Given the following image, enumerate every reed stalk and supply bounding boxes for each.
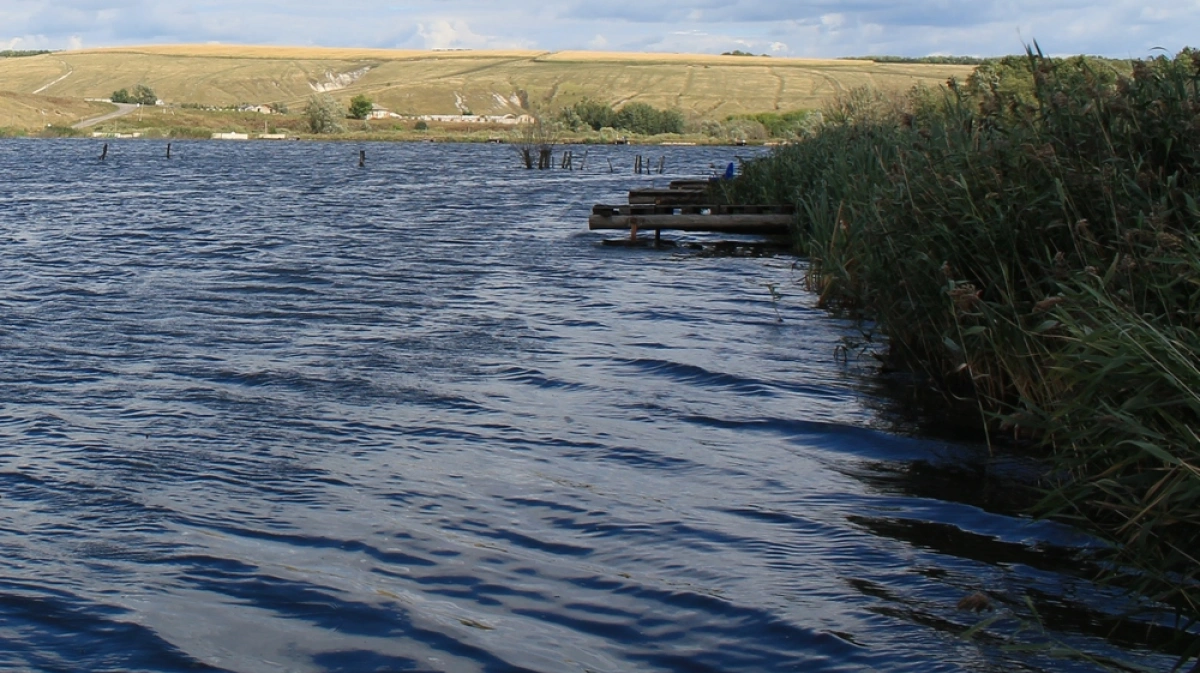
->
[727,47,1200,661]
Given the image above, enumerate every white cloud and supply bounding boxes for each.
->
[820,13,845,30]
[416,18,533,50]
[0,1,1196,58]
[417,19,467,50]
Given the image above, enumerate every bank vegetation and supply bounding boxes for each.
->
[726,48,1200,661]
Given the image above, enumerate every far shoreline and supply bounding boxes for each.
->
[2,130,781,148]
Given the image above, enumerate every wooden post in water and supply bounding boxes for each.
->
[99,143,108,161]
[607,158,614,173]
[359,149,366,167]
[634,155,641,174]
[166,143,171,159]
[579,150,588,171]
[658,156,666,174]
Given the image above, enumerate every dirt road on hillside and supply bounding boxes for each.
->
[72,103,139,129]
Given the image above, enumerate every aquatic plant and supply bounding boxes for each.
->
[725,46,1200,659]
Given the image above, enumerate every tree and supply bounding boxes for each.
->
[112,85,157,105]
[132,84,157,105]
[560,99,683,135]
[304,94,345,134]
[565,99,617,131]
[348,94,373,120]
[614,102,684,135]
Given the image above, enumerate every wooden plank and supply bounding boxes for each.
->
[628,188,708,205]
[589,213,793,234]
[593,204,795,216]
[669,179,715,190]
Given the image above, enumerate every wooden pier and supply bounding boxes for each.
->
[589,180,795,240]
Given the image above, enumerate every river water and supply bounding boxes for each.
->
[0,139,1176,672]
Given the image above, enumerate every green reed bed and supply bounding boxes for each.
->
[727,49,1200,657]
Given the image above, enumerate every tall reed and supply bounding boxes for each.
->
[727,48,1200,654]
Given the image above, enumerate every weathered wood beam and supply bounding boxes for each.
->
[588,213,793,235]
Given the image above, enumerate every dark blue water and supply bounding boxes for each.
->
[0,139,1176,672]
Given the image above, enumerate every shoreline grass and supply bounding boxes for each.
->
[724,47,1200,663]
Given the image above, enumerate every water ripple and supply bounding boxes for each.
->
[0,139,1173,672]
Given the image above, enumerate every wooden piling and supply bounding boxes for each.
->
[359,149,366,167]
[166,143,171,159]
[658,156,666,174]
[99,143,108,161]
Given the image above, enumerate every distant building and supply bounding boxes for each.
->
[411,113,533,126]
[367,104,395,120]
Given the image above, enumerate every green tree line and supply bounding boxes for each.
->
[842,54,999,65]
[558,100,685,136]
[0,50,51,58]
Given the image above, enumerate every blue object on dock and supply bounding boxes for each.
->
[723,162,735,180]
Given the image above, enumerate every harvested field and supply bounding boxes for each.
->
[0,45,976,120]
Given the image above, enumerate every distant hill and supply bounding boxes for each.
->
[0,45,977,122]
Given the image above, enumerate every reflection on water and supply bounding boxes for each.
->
[0,139,1179,672]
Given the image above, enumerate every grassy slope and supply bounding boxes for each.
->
[0,45,975,123]
[0,90,113,131]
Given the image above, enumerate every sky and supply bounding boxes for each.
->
[2,1,1198,59]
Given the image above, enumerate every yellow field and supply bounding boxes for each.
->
[536,51,871,66]
[71,45,549,61]
[0,45,976,124]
